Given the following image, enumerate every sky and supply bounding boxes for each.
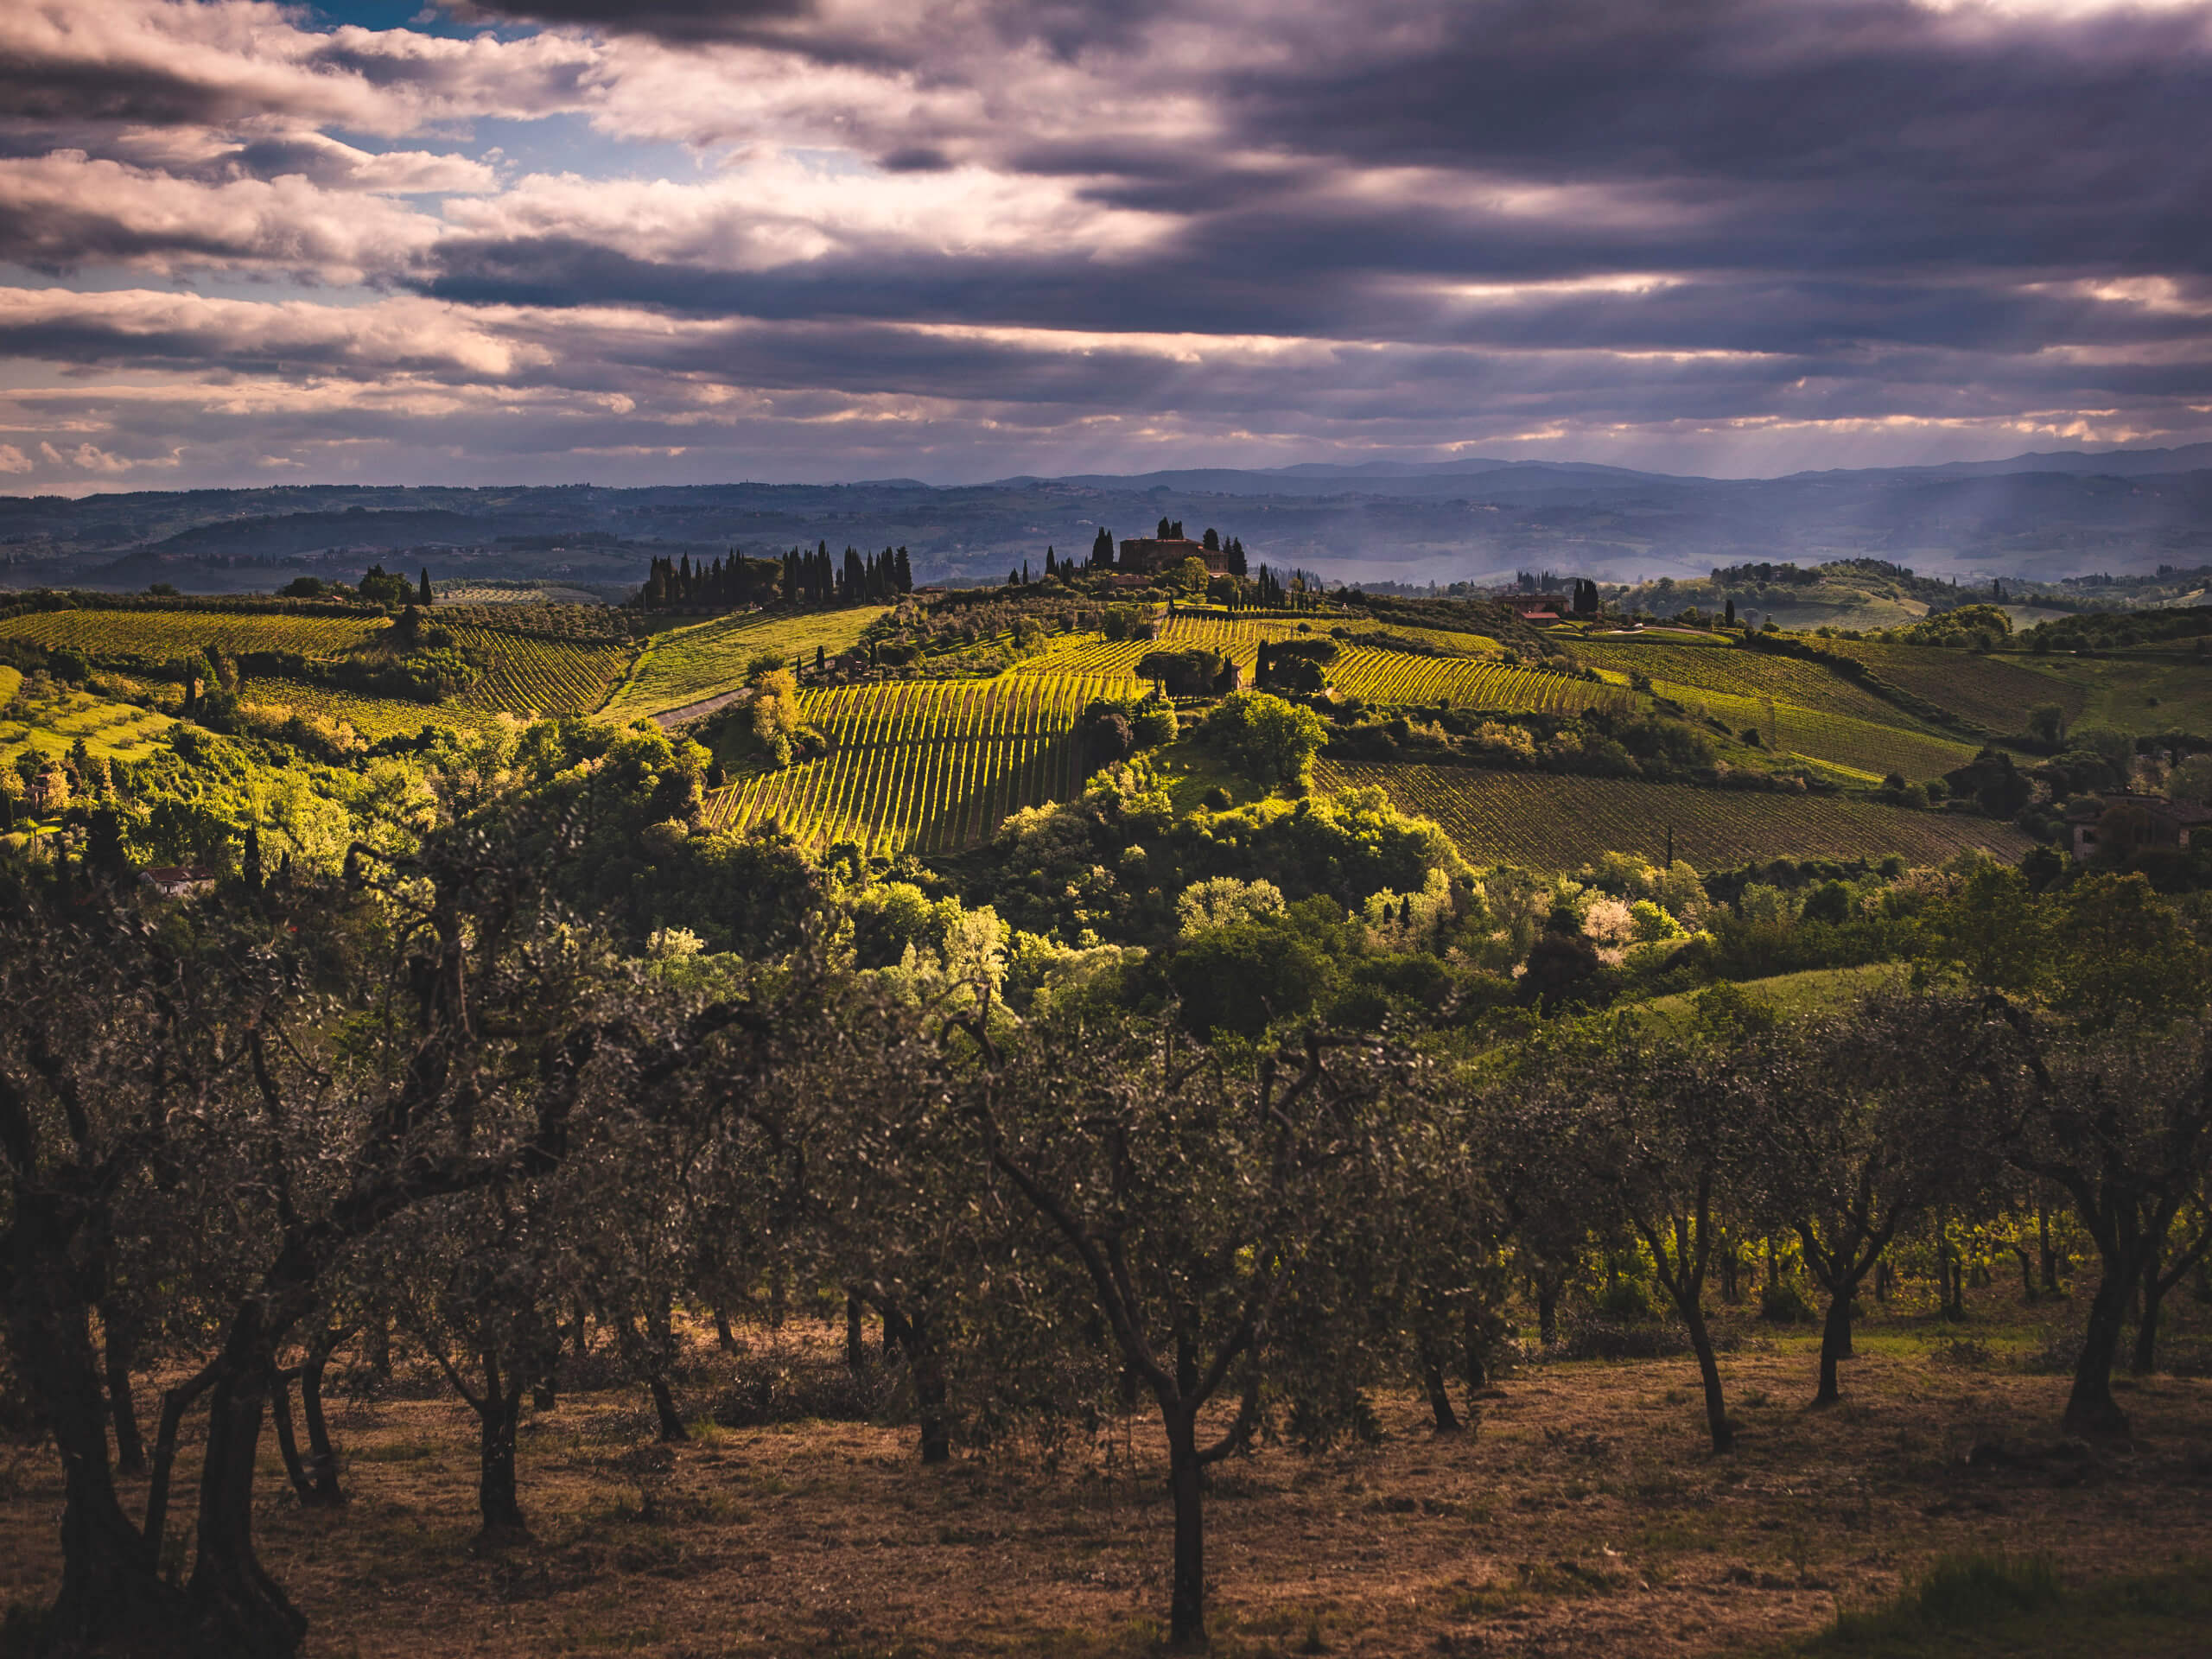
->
[2,0,2210,493]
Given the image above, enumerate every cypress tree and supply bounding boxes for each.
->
[1091,526,1114,568]
[242,824,263,895]
[417,568,434,606]
[1045,546,1058,576]
[896,546,913,592]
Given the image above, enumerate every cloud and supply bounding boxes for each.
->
[0,151,443,281]
[0,442,29,473]
[3,0,2212,484]
[0,0,598,133]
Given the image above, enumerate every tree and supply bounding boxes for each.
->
[1529,990,1776,1452]
[359,564,411,609]
[417,569,434,606]
[1973,1002,2212,1433]
[1200,691,1327,790]
[957,1014,1424,1646]
[1751,995,1991,1404]
[385,1185,569,1541]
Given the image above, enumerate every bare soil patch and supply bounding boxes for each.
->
[5,1283,2209,1657]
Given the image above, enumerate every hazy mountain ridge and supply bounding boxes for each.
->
[5,448,2212,594]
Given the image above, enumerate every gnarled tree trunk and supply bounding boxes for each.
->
[185,1328,308,1659]
[103,1313,148,1478]
[6,1230,179,1654]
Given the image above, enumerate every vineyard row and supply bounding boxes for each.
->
[702,672,1124,855]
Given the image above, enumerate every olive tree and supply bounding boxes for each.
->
[1748,995,1995,1405]
[956,1009,1429,1647]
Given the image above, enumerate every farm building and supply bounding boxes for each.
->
[1503,594,1573,620]
[2066,793,2212,861]
[141,865,218,899]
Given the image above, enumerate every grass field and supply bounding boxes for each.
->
[1572,639,1910,728]
[1318,761,2035,870]
[237,677,486,743]
[0,608,386,663]
[1,1276,2201,1659]
[1821,642,2084,734]
[703,671,1114,854]
[0,684,174,765]
[2012,652,2212,736]
[602,607,887,721]
[1645,682,1981,781]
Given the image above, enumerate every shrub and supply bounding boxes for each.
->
[709,1351,900,1427]
[1759,1280,1817,1323]
[1595,1279,1658,1323]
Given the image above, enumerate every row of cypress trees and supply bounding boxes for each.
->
[638,550,782,609]
[783,543,913,606]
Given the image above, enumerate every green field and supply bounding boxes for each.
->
[601,607,887,721]
[237,677,481,743]
[2012,652,2212,735]
[1317,760,2034,871]
[0,684,175,765]
[703,671,1114,855]
[1813,640,2083,734]
[0,608,386,663]
[1643,680,1980,781]
[1573,637,1910,727]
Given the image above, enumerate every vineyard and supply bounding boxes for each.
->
[1327,648,1624,713]
[0,608,387,663]
[1316,761,2035,871]
[443,626,634,718]
[1018,620,1618,715]
[702,671,1116,855]
[601,607,888,722]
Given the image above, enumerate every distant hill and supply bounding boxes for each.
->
[6,445,2212,595]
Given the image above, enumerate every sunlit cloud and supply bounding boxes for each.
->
[0,0,2207,485]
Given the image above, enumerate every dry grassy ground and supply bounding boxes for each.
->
[4,1282,2209,1658]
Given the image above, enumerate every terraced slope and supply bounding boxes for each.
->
[0,608,385,663]
[1318,761,2033,871]
[602,607,887,721]
[702,671,1116,855]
